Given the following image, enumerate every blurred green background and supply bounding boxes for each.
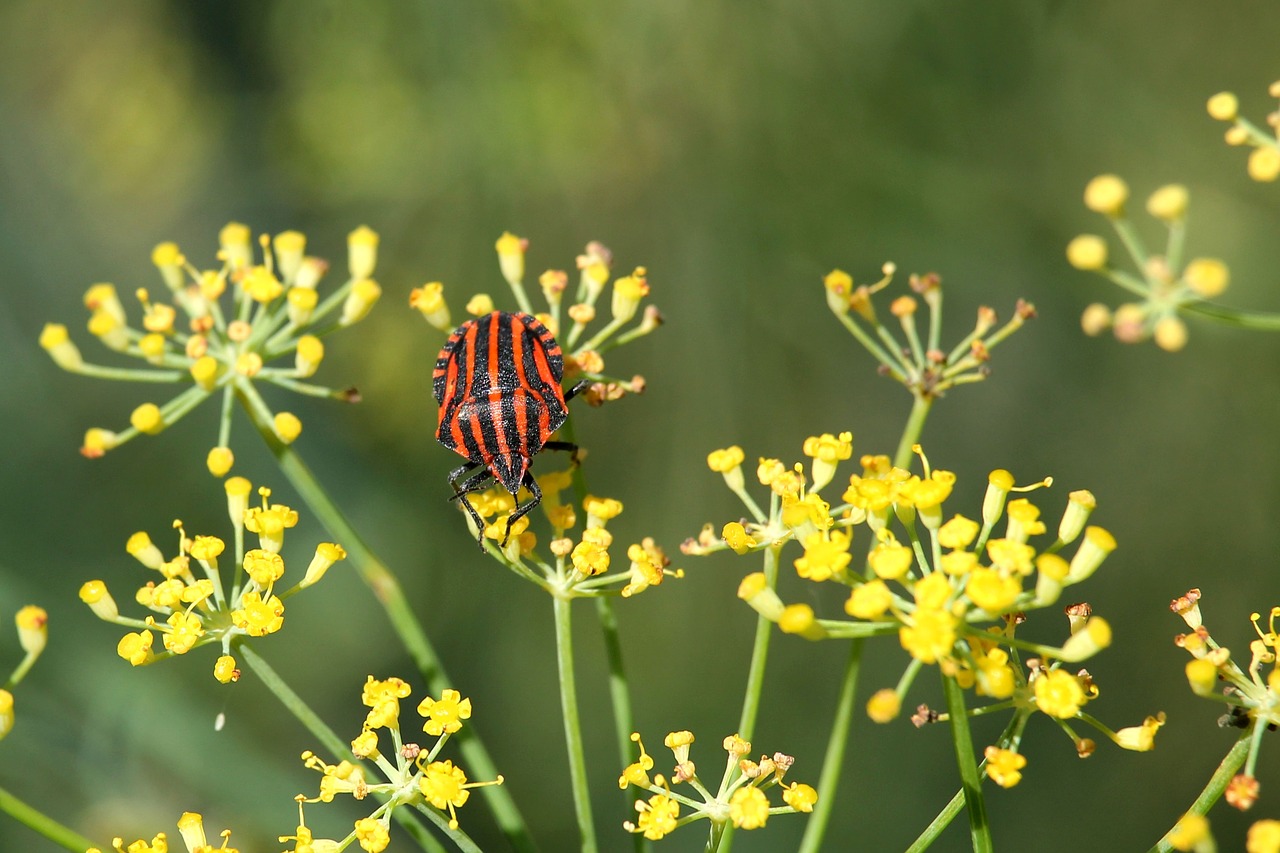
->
[2,1,1279,850]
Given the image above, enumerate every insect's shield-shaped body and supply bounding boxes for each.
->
[433,311,576,543]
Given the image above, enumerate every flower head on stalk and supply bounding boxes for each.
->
[456,481,682,600]
[414,235,674,592]
[40,224,379,474]
[619,730,818,841]
[1067,176,1235,352]
[686,439,1160,777]
[822,264,1034,399]
[79,478,345,682]
[0,605,49,742]
[411,234,659,410]
[1206,82,1280,183]
[295,677,501,847]
[1171,590,1279,810]
[87,812,242,853]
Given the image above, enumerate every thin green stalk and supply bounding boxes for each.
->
[894,394,933,470]
[1148,730,1252,853]
[796,638,864,853]
[238,390,536,852]
[718,544,781,853]
[910,709,1028,851]
[941,672,992,853]
[0,785,97,853]
[595,596,650,853]
[737,544,780,741]
[1183,300,1280,330]
[906,789,966,853]
[559,415,644,853]
[240,644,349,757]
[554,594,599,853]
[240,646,452,853]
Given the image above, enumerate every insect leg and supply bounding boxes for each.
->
[564,379,591,402]
[447,467,495,501]
[503,472,543,546]
[447,461,491,545]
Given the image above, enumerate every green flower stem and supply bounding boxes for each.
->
[906,788,965,853]
[0,785,96,853]
[1111,216,1150,270]
[1165,219,1187,273]
[240,645,452,853]
[796,638,865,853]
[4,651,39,691]
[894,394,933,470]
[238,388,536,853]
[239,644,348,757]
[554,593,599,853]
[594,596,649,853]
[941,671,992,853]
[795,373,939,852]
[558,414,643,843]
[834,312,906,380]
[64,362,184,383]
[737,544,780,741]
[506,280,536,316]
[717,544,782,853]
[1148,730,1253,853]
[1182,300,1280,330]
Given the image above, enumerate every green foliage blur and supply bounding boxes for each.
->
[2,1,1279,850]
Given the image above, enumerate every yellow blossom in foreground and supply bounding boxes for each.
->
[984,747,1026,788]
[729,786,770,830]
[794,530,852,581]
[418,689,473,736]
[420,760,474,830]
[1034,669,1086,718]
[723,522,758,555]
[845,580,892,620]
[1113,712,1165,752]
[354,817,389,853]
[632,794,680,840]
[782,782,818,813]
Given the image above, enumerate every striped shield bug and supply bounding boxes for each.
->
[433,310,586,545]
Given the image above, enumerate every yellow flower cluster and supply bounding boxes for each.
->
[460,478,681,599]
[79,479,344,682]
[822,264,1035,399]
[40,224,378,473]
[689,437,1162,772]
[0,605,49,743]
[1206,83,1280,182]
[88,812,241,853]
[410,233,660,406]
[294,677,501,850]
[1069,175,1231,352]
[1172,590,1279,811]
[619,730,818,841]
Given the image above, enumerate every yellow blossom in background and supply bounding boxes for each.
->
[1249,819,1280,853]
[41,224,377,465]
[1167,813,1211,852]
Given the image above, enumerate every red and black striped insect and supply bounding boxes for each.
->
[433,310,586,544]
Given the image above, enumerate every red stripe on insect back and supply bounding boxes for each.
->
[509,320,532,449]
